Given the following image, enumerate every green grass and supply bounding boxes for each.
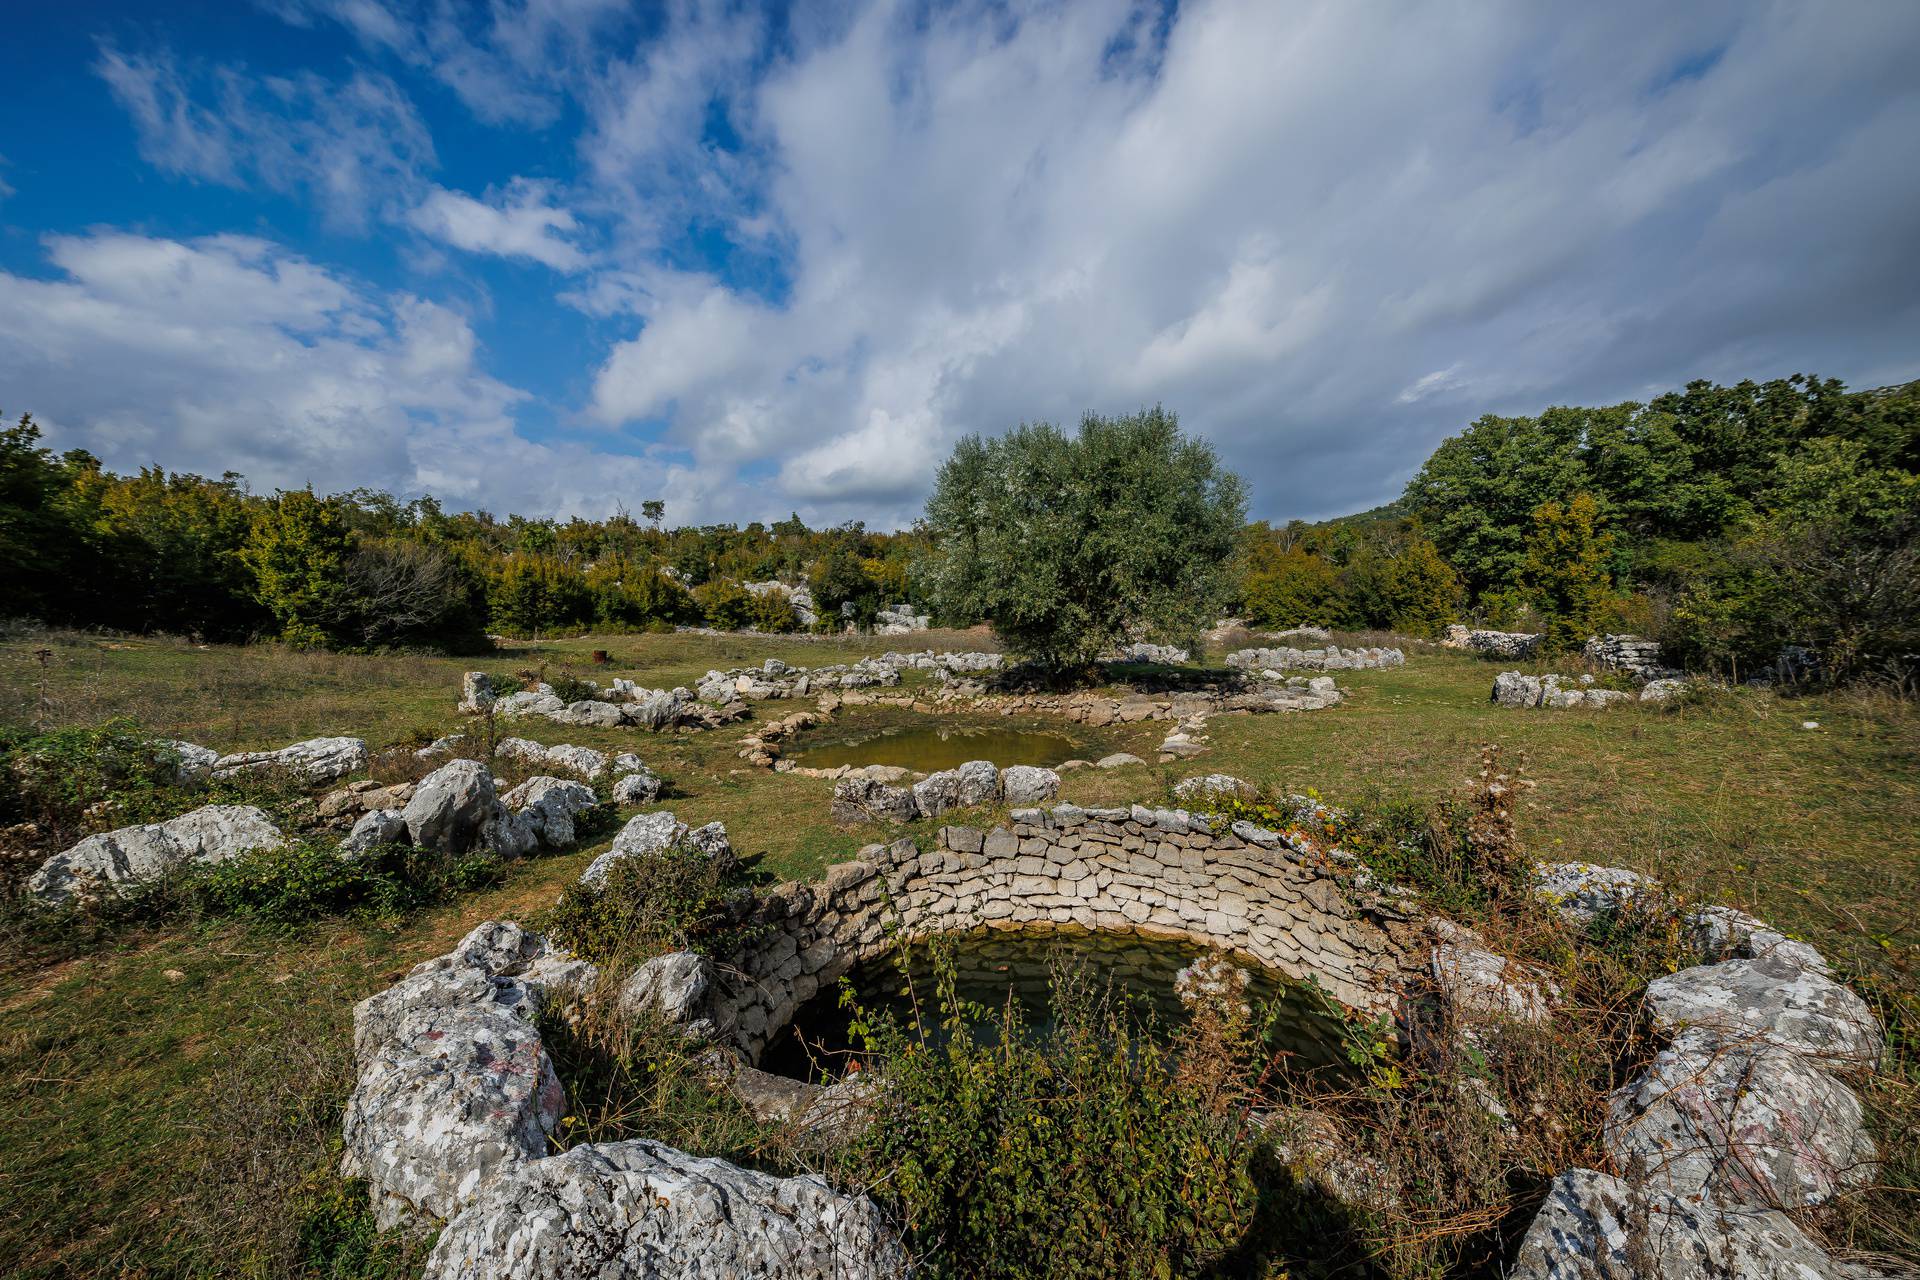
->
[0,625,1915,1276]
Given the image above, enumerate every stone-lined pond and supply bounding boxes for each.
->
[787,723,1082,772]
[757,926,1354,1082]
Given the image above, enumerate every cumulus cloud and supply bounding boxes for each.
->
[0,231,721,520]
[407,180,589,271]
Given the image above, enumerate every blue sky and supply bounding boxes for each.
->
[2,1,1918,528]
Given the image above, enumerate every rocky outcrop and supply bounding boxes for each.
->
[341,921,592,1227]
[422,1139,906,1280]
[1491,671,1634,709]
[832,761,1061,824]
[26,804,285,902]
[618,951,715,1032]
[211,736,367,784]
[874,602,929,634]
[1173,774,1257,802]
[500,777,599,849]
[741,579,819,628]
[1507,1167,1854,1279]
[698,658,901,704]
[160,739,218,785]
[1442,625,1542,658]
[876,649,1004,676]
[1507,861,1887,1278]
[1227,645,1404,672]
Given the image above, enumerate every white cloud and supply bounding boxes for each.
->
[0,231,721,521]
[407,180,589,271]
[96,45,434,229]
[71,0,1920,528]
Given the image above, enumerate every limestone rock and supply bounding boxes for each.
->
[1172,773,1256,803]
[1506,1167,1850,1279]
[502,776,599,849]
[832,776,918,826]
[543,744,609,779]
[27,804,284,902]
[999,765,1060,807]
[911,760,998,819]
[612,770,663,806]
[404,759,501,855]
[1532,861,1661,926]
[1096,752,1145,769]
[618,951,713,1028]
[1643,954,1883,1073]
[160,739,218,785]
[459,671,495,713]
[211,735,368,784]
[1682,904,1828,973]
[341,807,407,855]
[581,812,733,886]
[342,998,562,1228]
[1607,1027,1874,1207]
[422,1139,907,1280]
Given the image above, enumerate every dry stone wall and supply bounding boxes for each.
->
[713,802,1417,1061]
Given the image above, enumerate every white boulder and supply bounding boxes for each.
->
[26,804,284,902]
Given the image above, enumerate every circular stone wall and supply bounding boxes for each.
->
[714,802,1420,1062]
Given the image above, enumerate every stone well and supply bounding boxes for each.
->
[713,802,1419,1061]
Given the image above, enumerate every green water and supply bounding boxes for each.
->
[789,723,1081,771]
[758,926,1353,1082]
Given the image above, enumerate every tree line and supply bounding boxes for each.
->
[1239,374,1918,683]
[5,372,1914,684]
[0,417,926,650]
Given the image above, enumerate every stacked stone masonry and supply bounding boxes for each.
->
[713,802,1416,1062]
[1226,645,1405,672]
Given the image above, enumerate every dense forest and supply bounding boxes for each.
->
[3,372,1915,682]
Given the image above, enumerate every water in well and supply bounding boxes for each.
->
[758,926,1353,1082]
[787,722,1081,772]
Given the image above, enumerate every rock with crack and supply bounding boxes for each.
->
[1683,903,1828,974]
[618,951,715,1034]
[1606,1026,1875,1208]
[831,775,919,826]
[1505,1167,1855,1279]
[611,770,663,805]
[422,1139,908,1280]
[211,735,368,784]
[910,760,998,819]
[403,759,505,855]
[502,776,599,849]
[26,804,285,902]
[342,921,590,1228]
[341,807,408,855]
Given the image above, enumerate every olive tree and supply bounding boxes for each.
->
[922,407,1246,672]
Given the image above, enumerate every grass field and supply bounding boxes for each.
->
[1,625,1915,1277]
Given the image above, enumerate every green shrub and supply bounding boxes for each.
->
[538,839,765,967]
[182,839,462,925]
[837,948,1263,1279]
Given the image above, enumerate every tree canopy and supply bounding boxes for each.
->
[922,406,1246,670]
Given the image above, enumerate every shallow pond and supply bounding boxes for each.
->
[758,926,1353,1082]
[787,722,1082,772]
